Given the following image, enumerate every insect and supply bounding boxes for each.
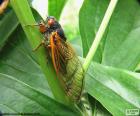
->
[0,0,9,14]
[29,16,84,102]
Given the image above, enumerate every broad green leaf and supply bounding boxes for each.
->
[79,0,109,62]
[102,0,140,70]
[0,9,19,49]
[86,62,140,115]
[0,26,52,97]
[0,73,80,116]
[48,0,68,20]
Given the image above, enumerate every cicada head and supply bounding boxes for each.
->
[46,16,62,29]
[46,16,56,27]
[38,20,47,34]
[46,16,67,41]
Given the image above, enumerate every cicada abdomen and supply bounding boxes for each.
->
[65,55,84,102]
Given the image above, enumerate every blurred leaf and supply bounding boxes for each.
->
[71,44,83,57]
[48,0,67,20]
[86,62,140,115]
[0,73,80,116]
[0,9,19,49]
[102,0,140,70]
[70,38,83,57]
[79,0,109,61]
[135,62,140,72]
[0,26,80,115]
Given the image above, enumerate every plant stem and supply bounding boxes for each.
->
[83,0,118,72]
[10,0,71,105]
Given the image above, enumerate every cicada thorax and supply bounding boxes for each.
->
[49,32,84,102]
[45,16,66,41]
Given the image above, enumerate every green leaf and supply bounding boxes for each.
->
[135,62,140,72]
[86,62,140,115]
[80,0,140,70]
[93,102,112,116]
[0,26,52,97]
[0,9,19,49]
[88,96,112,116]
[102,0,140,70]
[48,0,67,20]
[0,73,80,116]
[79,0,109,62]
[69,37,83,57]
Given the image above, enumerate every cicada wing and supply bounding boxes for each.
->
[50,35,69,91]
[50,42,59,74]
[56,39,85,101]
[50,32,84,102]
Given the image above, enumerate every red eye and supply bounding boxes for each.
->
[48,19,55,26]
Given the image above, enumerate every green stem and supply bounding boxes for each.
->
[10,0,71,105]
[83,0,118,72]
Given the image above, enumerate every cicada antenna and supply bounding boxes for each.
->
[23,24,40,27]
[24,19,45,27]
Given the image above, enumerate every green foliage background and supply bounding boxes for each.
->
[0,0,140,116]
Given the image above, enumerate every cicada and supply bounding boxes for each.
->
[32,16,84,102]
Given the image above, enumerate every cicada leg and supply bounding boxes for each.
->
[32,40,45,51]
[33,39,51,65]
[24,24,39,27]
